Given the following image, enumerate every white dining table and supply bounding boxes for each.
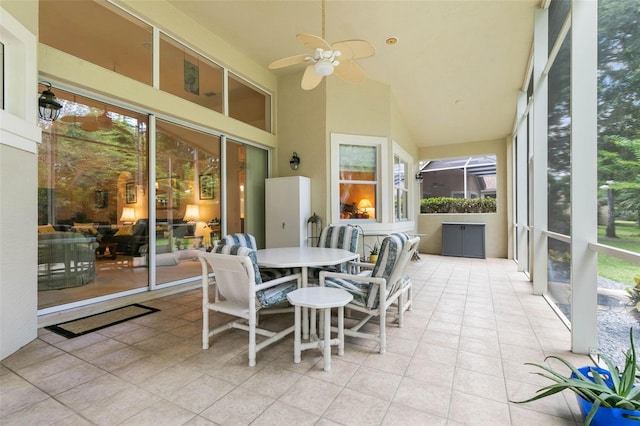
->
[256,246,358,338]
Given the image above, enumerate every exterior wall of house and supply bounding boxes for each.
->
[418,137,510,258]
[1,2,40,360]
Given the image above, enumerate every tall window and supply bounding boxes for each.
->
[393,155,408,221]
[338,143,378,221]
[37,88,149,309]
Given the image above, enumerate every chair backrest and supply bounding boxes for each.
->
[221,233,258,250]
[371,233,418,288]
[317,225,360,253]
[199,245,262,305]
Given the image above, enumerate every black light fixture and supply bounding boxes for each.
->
[38,82,62,121]
[290,152,301,170]
[415,172,423,183]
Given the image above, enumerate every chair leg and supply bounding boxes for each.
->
[202,306,209,350]
[398,295,404,328]
[248,316,257,367]
[379,307,386,354]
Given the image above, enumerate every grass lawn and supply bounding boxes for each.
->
[598,221,640,286]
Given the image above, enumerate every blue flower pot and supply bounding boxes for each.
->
[572,367,640,426]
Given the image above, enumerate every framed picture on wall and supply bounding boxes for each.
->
[94,190,108,209]
[125,182,136,204]
[200,175,215,200]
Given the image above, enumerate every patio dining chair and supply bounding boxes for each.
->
[319,233,419,354]
[198,245,301,366]
[220,233,294,280]
[308,225,361,282]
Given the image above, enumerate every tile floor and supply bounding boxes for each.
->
[1,254,590,425]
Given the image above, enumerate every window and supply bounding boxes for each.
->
[228,73,271,132]
[159,33,224,114]
[39,0,153,85]
[419,155,497,204]
[331,134,386,222]
[393,154,408,221]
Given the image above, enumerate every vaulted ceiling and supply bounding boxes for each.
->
[167,0,540,147]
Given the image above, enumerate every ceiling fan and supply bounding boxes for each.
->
[268,0,375,90]
[60,109,113,132]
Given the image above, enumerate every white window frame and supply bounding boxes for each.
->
[330,133,388,227]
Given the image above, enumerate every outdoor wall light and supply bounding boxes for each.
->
[290,152,301,170]
[415,172,423,183]
[38,82,62,121]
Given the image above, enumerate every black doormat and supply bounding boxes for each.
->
[46,303,160,339]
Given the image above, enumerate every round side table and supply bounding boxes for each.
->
[286,287,353,372]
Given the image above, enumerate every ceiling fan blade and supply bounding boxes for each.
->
[80,117,99,132]
[301,64,324,90]
[297,33,331,51]
[334,60,366,84]
[268,53,309,70]
[331,40,376,60]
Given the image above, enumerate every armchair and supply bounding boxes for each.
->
[198,245,301,366]
[319,233,419,354]
[220,233,294,280]
[308,225,361,281]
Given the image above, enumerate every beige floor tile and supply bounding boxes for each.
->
[305,357,359,386]
[33,362,107,395]
[279,375,342,416]
[1,339,64,370]
[509,405,580,425]
[448,390,511,425]
[15,353,84,382]
[383,335,419,357]
[111,353,177,383]
[90,345,148,371]
[381,402,448,426]
[456,350,504,378]
[110,325,162,345]
[70,337,128,361]
[323,387,389,425]
[133,331,187,352]
[0,396,77,425]
[56,373,132,412]
[362,351,411,376]
[412,340,458,363]
[182,415,219,425]
[345,366,402,401]
[458,335,502,358]
[251,401,318,425]
[452,367,508,403]
[404,357,455,386]
[139,364,203,397]
[420,330,460,349]
[52,331,108,352]
[166,374,235,413]
[240,365,301,398]
[200,386,275,425]
[119,399,196,425]
[0,381,50,417]
[79,385,159,425]
[393,376,451,418]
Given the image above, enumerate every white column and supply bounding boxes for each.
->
[569,0,598,355]
[532,8,549,296]
[515,91,528,273]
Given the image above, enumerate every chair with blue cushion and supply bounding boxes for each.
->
[308,225,361,282]
[220,233,295,280]
[319,233,419,354]
[198,245,301,366]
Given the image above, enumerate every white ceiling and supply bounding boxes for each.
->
[167,0,540,147]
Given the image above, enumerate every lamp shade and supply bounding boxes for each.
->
[183,204,200,222]
[120,207,136,223]
[357,199,373,210]
[314,61,335,76]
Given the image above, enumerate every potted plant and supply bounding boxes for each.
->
[512,328,640,425]
[368,242,379,263]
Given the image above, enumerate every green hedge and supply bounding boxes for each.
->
[420,197,496,213]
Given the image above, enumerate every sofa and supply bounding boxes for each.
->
[37,231,99,291]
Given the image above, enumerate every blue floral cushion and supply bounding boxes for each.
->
[221,233,294,280]
[324,233,408,309]
[212,244,295,308]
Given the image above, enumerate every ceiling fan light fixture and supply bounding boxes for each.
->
[314,60,334,76]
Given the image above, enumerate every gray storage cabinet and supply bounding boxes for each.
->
[441,222,486,259]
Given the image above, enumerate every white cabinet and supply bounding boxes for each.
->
[265,176,311,248]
